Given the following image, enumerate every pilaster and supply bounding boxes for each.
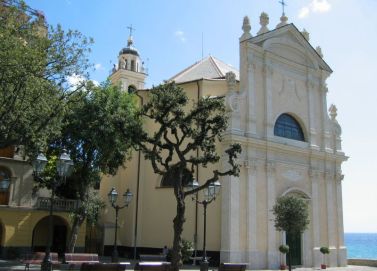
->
[309,168,321,267]
[325,171,337,266]
[245,159,259,268]
[336,171,347,266]
[220,154,241,262]
[266,161,279,269]
[264,62,274,140]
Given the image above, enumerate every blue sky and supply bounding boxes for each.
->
[25,0,377,233]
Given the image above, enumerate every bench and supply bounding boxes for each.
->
[80,262,130,271]
[135,262,171,271]
[218,263,247,271]
[139,254,166,261]
[22,252,59,271]
[63,253,99,269]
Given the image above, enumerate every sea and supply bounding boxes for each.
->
[345,233,377,259]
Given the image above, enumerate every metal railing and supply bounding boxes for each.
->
[36,197,79,212]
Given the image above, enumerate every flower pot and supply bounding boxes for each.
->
[280,264,286,270]
[321,264,327,269]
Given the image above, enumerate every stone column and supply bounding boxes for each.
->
[245,159,259,268]
[325,171,337,266]
[266,161,279,269]
[335,171,347,266]
[310,169,321,267]
[220,155,241,262]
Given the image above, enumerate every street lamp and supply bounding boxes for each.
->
[188,180,221,271]
[32,150,74,271]
[108,187,133,262]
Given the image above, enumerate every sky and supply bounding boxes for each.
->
[24,0,377,233]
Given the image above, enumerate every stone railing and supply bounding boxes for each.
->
[36,197,79,212]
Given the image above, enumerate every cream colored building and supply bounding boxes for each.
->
[101,13,347,269]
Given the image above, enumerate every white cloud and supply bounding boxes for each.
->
[298,7,310,18]
[67,74,85,88]
[174,30,187,43]
[311,0,331,13]
[94,63,103,70]
[298,0,331,19]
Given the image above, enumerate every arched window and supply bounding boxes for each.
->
[131,60,135,71]
[0,168,11,205]
[160,167,193,188]
[128,85,137,94]
[274,114,305,141]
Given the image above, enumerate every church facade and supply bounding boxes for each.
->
[100,13,347,269]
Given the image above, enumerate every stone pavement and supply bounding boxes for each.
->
[1,259,377,271]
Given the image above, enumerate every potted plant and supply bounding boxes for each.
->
[279,244,289,270]
[320,246,330,269]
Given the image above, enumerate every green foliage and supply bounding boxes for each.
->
[320,246,330,254]
[272,195,310,235]
[180,239,194,263]
[0,1,92,151]
[279,244,289,254]
[36,81,140,251]
[47,81,140,200]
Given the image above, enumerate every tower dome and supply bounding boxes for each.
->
[110,25,147,93]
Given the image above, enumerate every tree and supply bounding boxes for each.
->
[131,82,241,271]
[273,195,310,271]
[0,0,93,152]
[36,81,141,252]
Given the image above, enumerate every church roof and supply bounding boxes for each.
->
[169,56,239,83]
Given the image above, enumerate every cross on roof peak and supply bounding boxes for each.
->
[279,0,287,16]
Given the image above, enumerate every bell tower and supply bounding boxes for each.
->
[110,25,147,92]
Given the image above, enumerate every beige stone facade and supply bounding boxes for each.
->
[103,14,347,269]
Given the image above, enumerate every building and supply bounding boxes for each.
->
[101,12,347,269]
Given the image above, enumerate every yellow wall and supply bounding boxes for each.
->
[0,208,85,247]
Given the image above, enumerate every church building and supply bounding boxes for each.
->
[100,12,347,269]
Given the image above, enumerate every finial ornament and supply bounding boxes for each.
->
[240,16,252,41]
[329,104,337,121]
[316,46,324,58]
[276,14,288,28]
[257,12,270,35]
[301,28,310,41]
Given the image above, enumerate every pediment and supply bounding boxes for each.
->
[248,24,332,73]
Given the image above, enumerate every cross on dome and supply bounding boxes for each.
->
[127,24,135,47]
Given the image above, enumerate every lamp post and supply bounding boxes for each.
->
[32,150,74,271]
[108,187,133,262]
[188,180,221,271]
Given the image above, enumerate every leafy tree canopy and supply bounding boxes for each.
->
[272,195,310,235]
[0,0,93,152]
[35,81,141,251]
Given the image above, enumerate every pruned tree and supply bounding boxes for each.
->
[36,81,141,252]
[131,82,241,271]
[0,0,93,152]
[273,195,310,271]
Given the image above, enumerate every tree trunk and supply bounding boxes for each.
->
[171,193,186,271]
[67,214,85,253]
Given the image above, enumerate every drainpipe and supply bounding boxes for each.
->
[133,92,143,259]
[193,80,201,264]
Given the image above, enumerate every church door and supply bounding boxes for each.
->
[286,232,302,266]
